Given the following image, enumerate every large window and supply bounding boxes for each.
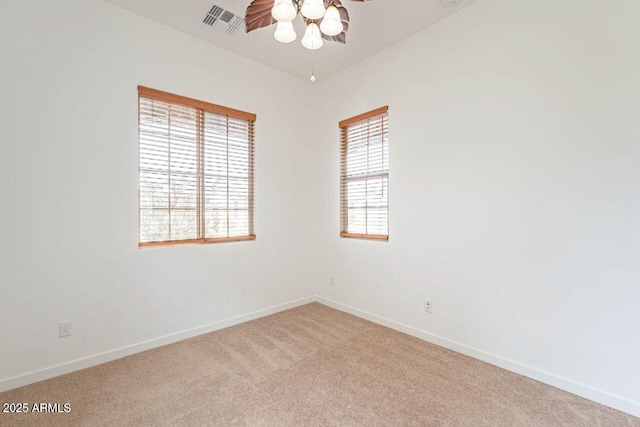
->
[340,106,389,240]
[138,86,256,247]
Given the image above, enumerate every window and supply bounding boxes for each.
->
[138,86,256,247]
[340,106,389,240]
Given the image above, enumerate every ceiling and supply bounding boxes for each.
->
[104,0,478,82]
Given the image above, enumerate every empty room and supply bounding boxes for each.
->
[1,0,639,425]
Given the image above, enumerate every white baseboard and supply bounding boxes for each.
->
[3,294,638,419]
[0,296,315,393]
[314,295,640,419]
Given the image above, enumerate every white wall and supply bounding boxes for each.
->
[0,0,318,387]
[2,0,639,418]
[313,0,640,415]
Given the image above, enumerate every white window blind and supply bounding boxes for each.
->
[138,86,255,247]
[340,106,389,240]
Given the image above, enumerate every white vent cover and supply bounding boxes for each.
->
[203,4,244,36]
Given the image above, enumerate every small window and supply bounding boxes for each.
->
[340,106,389,240]
[138,86,256,247]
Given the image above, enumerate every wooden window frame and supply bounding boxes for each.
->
[340,106,389,241]
[138,86,256,248]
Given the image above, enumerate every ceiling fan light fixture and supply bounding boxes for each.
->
[300,0,326,20]
[319,5,343,36]
[271,0,297,22]
[301,22,323,50]
[274,20,297,43]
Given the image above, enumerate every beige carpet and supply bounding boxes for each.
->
[0,303,637,426]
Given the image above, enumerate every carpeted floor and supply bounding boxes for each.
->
[0,303,638,426]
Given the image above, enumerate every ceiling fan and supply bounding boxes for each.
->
[245,0,372,50]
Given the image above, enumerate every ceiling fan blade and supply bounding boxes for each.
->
[245,0,277,33]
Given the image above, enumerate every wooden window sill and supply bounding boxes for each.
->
[340,232,389,241]
[139,235,256,248]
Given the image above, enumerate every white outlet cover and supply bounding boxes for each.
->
[59,321,72,337]
[425,299,433,313]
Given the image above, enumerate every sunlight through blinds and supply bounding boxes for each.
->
[340,106,389,241]
[138,86,255,247]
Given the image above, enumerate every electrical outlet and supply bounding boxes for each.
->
[424,299,433,313]
[59,321,72,338]
[330,277,336,286]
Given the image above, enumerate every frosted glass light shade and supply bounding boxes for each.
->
[300,0,326,20]
[271,0,297,22]
[274,21,297,43]
[319,5,343,36]
[302,22,323,50]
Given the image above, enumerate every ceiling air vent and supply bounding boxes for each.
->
[202,4,244,36]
